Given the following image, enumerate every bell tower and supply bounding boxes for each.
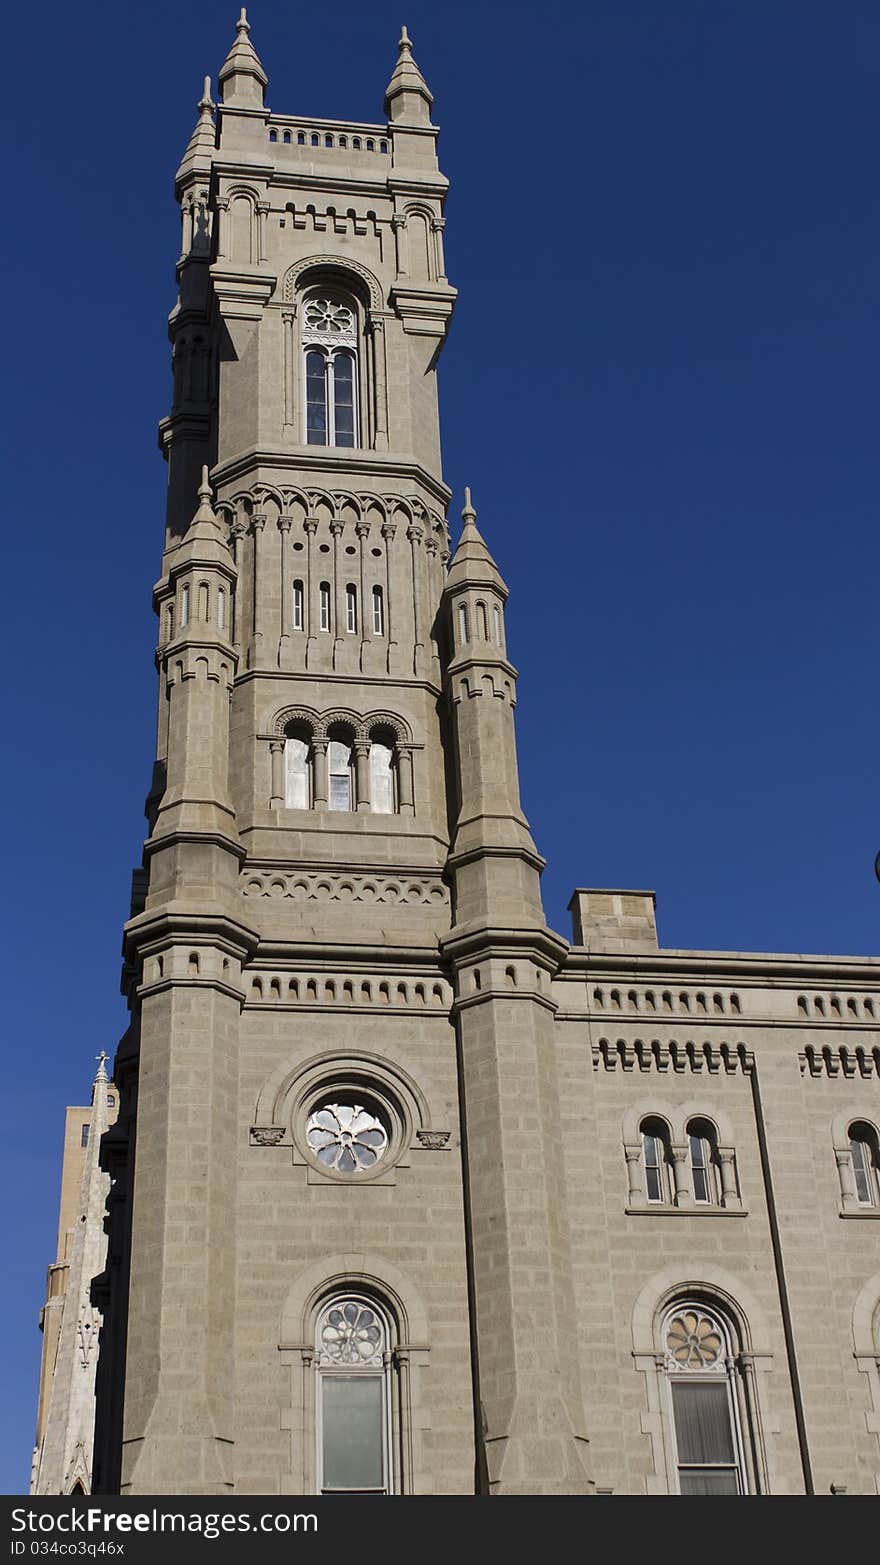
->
[95,13,593,1497]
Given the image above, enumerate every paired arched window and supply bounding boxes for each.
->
[284,727,311,808]
[328,736,353,811]
[302,290,359,448]
[662,1302,748,1494]
[315,1295,392,1493]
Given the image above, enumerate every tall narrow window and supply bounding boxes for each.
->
[316,1297,391,1494]
[319,582,331,632]
[217,587,226,631]
[293,579,304,631]
[476,601,488,640]
[180,583,190,627]
[369,741,395,814]
[346,584,358,633]
[849,1123,880,1206]
[372,585,384,635]
[329,739,352,811]
[302,292,359,448]
[458,603,469,646]
[687,1120,719,1205]
[664,1304,746,1494]
[493,604,503,647]
[641,1118,671,1204]
[284,734,310,808]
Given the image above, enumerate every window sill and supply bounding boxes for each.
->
[839,1208,880,1219]
[625,1205,748,1218]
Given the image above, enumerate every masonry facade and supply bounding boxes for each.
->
[36,14,880,1496]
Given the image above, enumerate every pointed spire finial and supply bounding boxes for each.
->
[199,75,213,113]
[462,486,476,524]
[219,4,267,104]
[199,464,213,504]
[385,20,433,120]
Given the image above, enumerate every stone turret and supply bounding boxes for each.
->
[218,8,267,107]
[384,25,433,124]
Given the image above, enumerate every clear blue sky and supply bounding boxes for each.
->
[2,0,878,1493]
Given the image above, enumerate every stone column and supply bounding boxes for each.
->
[281,310,295,429]
[381,523,396,671]
[230,520,248,660]
[180,197,193,261]
[256,201,269,264]
[624,1143,644,1204]
[331,521,345,665]
[269,739,285,808]
[312,738,329,811]
[671,1144,692,1206]
[368,314,389,450]
[407,523,423,674]
[354,740,371,813]
[278,515,292,663]
[304,517,318,666]
[356,521,371,661]
[835,1147,858,1210]
[392,213,407,276]
[214,195,229,260]
[397,745,415,816]
[251,512,266,662]
[718,1147,740,1209]
[431,216,447,281]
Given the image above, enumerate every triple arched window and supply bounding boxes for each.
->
[302,290,359,448]
[280,719,407,814]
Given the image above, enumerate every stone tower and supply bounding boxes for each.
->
[92,14,591,1496]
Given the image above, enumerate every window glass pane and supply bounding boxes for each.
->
[293,581,304,630]
[346,586,357,633]
[645,1164,662,1202]
[330,775,351,810]
[690,1135,711,1202]
[333,353,355,447]
[370,743,394,814]
[679,1469,739,1496]
[285,737,309,808]
[322,1375,384,1491]
[672,1382,735,1464]
[850,1138,873,1204]
[306,351,327,445]
[372,587,384,635]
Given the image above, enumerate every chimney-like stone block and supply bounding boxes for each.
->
[567,887,658,951]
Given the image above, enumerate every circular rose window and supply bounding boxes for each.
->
[306,1101,388,1174]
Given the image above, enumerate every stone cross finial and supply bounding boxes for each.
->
[94,1050,109,1081]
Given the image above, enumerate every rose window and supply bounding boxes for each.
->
[304,298,355,335]
[318,1300,385,1366]
[306,1102,388,1173]
[665,1308,725,1369]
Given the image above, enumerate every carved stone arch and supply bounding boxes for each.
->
[225,183,261,203]
[253,483,284,513]
[332,490,364,520]
[281,486,311,512]
[359,491,390,524]
[229,490,255,518]
[622,1102,674,1146]
[632,1266,770,1358]
[273,704,321,739]
[281,1252,429,1351]
[306,486,338,517]
[363,710,412,746]
[254,1045,432,1143]
[672,1101,736,1147]
[831,1104,880,1150]
[386,494,415,526]
[281,253,383,310]
[323,706,365,740]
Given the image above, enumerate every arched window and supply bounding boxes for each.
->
[217,587,226,632]
[369,740,395,814]
[663,1302,747,1494]
[641,1117,672,1204]
[293,579,304,631]
[180,583,190,627]
[302,290,359,448]
[285,730,311,808]
[476,601,488,640]
[319,582,331,632]
[329,737,353,811]
[457,602,469,646]
[849,1122,880,1206]
[345,584,358,633]
[315,1295,392,1494]
[687,1118,721,1205]
[372,585,385,636]
[493,604,503,647]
